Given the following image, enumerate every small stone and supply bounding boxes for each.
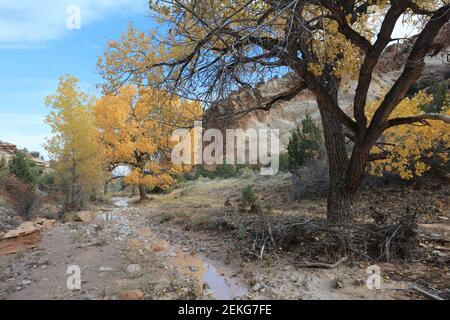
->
[22,280,31,286]
[119,289,144,300]
[252,284,261,292]
[432,250,446,257]
[126,264,142,275]
[333,278,344,289]
[99,267,113,272]
[189,266,199,272]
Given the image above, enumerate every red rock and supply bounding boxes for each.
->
[119,289,144,300]
[0,222,42,256]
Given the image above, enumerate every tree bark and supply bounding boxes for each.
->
[318,104,353,222]
[130,185,137,198]
[138,184,148,201]
[315,73,354,222]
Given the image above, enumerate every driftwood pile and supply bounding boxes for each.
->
[217,207,420,263]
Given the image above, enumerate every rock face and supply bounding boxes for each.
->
[0,140,49,169]
[0,218,56,256]
[204,31,450,152]
[0,222,42,256]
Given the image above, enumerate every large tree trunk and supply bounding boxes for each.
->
[138,184,148,201]
[318,104,353,222]
[130,185,138,198]
[315,73,355,222]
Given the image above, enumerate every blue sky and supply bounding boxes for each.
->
[0,0,154,157]
[0,1,417,158]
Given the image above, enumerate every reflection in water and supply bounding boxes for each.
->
[113,197,130,208]
[173,250,248,300]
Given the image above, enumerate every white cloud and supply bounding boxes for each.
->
[0,0,148,46]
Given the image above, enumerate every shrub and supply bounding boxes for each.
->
[278,153,290,172]
[238,167,254,179]
[194,166,217,180]
[9,151,42,186]
[287,115,323,172]
[420,82,449,113]
[216,164,237,178]
[292,159,330,198]
[37,171,55,192]
[0,175,35,218]
[239,185,258,213]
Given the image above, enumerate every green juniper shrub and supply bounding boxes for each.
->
[9,151,42,187]
[287,114,323,171]
[239,185,258,213]
[216,164,237,178]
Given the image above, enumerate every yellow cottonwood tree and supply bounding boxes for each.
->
[368,92,450,179]
[95,86,202,201]
[45,75,105,210]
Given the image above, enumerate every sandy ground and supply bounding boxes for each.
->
[0,199,423,300]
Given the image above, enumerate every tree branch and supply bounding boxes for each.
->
[386,113,450,128]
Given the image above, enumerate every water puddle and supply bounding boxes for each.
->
[96,197,130,222]
[113,197,130,208]
[172,250,248,300]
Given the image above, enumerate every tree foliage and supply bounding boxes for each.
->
[368,91,450,179]
[95,85,202,200]
[288,115,323,171]
[45,75,105,209]
[8,151,42,187]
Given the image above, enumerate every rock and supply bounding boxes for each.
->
[126,264,143,275]
[332,278,345,289]
[33,218,56,229]
[75,211,94,223]
[189,266,199,272]
[119,289,144,300]
[252,284,261,292]
[432,250,446,257]
[152,240,169,252]
[99,267,113,272]
[22,280,31,286]
[0,222,42,256]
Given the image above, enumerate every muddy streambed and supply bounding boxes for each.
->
[105,197,250,300]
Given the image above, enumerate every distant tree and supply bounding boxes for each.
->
[45,75,105,210]
[95,86,202,201]
[9,151,41,186]
[288,115,323,171]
